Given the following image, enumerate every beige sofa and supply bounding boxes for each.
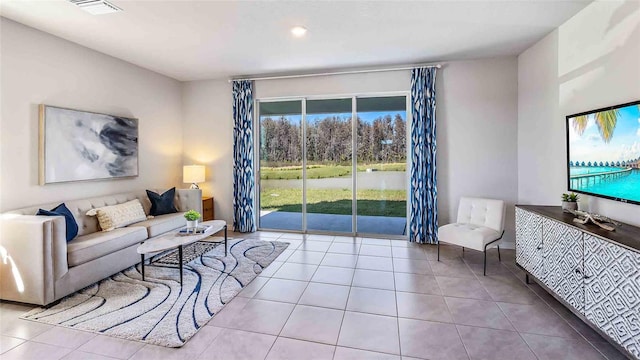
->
[0,189,202,305]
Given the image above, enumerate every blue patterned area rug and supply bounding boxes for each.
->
[21,238,288,347]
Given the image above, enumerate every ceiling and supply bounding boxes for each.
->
[0,0,591,82]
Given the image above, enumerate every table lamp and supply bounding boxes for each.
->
[183,165,205,189]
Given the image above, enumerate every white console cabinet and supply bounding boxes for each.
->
[516,206,640,359]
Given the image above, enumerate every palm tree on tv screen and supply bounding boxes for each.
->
[572,109,620,143]
[572,105,640,143]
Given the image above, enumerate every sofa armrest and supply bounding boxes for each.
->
[0,215,68,305]
[175,189,203,214]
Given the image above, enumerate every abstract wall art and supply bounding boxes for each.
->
[39,105,138,184]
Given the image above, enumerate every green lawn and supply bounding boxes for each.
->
[261,163,406,180]
[261,188,406,217]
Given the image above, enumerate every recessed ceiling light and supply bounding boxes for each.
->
[291,26,308,37]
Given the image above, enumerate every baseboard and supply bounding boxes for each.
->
[500,241,515,250]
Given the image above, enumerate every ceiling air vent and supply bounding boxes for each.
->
[68,0,122,15]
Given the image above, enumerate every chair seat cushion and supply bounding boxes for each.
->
[130,212,185,238]
[67,227,148,267]
[438,223,501,252]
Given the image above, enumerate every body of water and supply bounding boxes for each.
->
[570,167,640,203]
[570,166,625,176]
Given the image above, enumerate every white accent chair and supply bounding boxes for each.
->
[437,197,506,275]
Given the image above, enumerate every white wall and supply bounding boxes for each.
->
[518,0,640,226]
[0,19,184,211]
[438,57,519,245]
[183,57,519,244]
[255,70,410,98]
[181,79,234,223]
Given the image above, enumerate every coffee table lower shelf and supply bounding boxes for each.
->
[137,221,228,286]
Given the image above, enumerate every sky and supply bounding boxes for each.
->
[568,104,640,164]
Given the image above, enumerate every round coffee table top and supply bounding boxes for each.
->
[137,219,226,254]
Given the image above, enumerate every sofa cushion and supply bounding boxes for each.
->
[147,188,178,216]
[86,199,147,231]
[131,212,185,238]
[36,203,78,242]
[67,226,148,267]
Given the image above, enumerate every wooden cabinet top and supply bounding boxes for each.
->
[516,205,640,253]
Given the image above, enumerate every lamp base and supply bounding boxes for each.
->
[190,183,200,189]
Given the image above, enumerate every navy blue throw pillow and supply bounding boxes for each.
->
[146,187,178,216]
[36,203,79,242]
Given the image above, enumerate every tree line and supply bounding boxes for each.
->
[260,114,406,166]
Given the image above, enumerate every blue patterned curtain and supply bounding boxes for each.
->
[232,80,256,233]
[409,67,438,244]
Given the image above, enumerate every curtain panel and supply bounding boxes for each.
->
[409,67,438,244]
[232,80,256,233]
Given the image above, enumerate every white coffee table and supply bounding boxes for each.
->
[137,220,227,285]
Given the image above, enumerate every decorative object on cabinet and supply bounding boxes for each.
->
[39,104,138,185]
[183,165,205,189]
[561,192,579,212]
[565,209,619,231]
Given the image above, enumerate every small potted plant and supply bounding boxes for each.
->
[184,210,201,230]
[561,192,579,212]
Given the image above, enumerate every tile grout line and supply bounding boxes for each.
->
[464,249,544,360]
[262,235,334,360]
[503,267,617,360]
[438,255,474,360]
[494,251,616,359]
[215,233,290,359]
[259,233,310,360]
[391,250,403,358]
[332,237,359,359]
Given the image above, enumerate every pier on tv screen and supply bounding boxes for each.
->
[567,101,640,204]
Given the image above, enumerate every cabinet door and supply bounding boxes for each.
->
[542,219,584,313]
[515,208,544,279]
[202,197,214,221]
[584,234,640,358]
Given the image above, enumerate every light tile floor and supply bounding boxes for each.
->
[0,231,628,360]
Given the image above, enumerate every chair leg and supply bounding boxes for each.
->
[462,247,465,257]
[437,241,440,261]
[483,251,487,276]
[497,245,501,262]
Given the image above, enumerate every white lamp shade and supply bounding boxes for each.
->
[183,165,205,184]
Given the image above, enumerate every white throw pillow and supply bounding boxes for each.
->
[86,199,146,231]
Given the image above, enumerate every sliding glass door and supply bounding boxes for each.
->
[258,100,303,231]
[355,97,408,235]
[257,95,408,237]
[306,99,353,233]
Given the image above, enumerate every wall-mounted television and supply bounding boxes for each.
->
[566,100,640,205]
